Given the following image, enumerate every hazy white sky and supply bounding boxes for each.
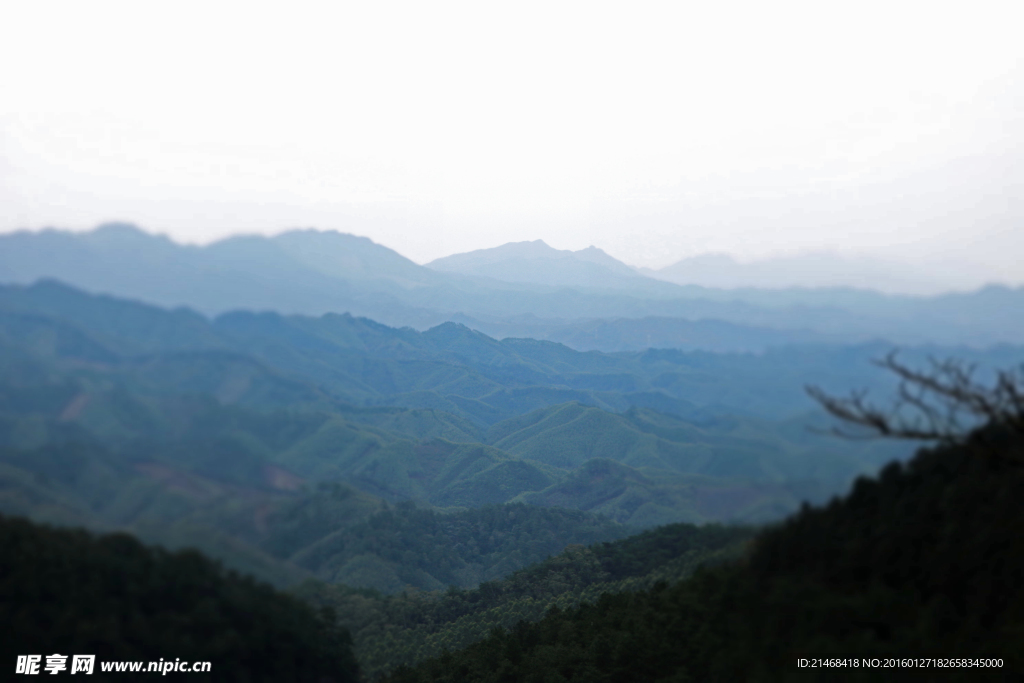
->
[1,0,1022,281]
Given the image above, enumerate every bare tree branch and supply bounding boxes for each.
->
[806,351,1024,446]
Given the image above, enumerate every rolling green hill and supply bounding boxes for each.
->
[0,418,633,593]
[274,498,628,593]
[383,421,1024,682]
[484,402,903,525]
[10,279,1019,429]
[3,279,1022,601]
[0,514,360,682]
[298,520,752,678]
[0,279,920,449]
[4,267,1023,681]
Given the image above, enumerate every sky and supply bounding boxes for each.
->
[1,0,1022,287]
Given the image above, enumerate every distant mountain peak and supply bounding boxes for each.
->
[94,221,146,234]
[273,228,377,246]
[420,238,669,293]
[86,222,173,245]
[499,240,559,256]
[261,227,440,285]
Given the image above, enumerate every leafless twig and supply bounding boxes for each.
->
[806,351,1024,445]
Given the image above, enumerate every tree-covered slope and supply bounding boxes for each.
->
[488,402,880,480]
[4,280,1024,426]
[483,403,903,525]
[0,416,630,593]
[0,359,629,592]
[0,280,920,519]
[0,514,360,682]
[297,521,752,678]
[274,498,628,594]
[513,458,826,527]
[383,425,1024,682]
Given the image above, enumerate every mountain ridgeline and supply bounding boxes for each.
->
[2,225,1024,348]
[299,521,753,678]
[0,279,943,546]
[383,424,1024,681]
[2,225,1023,680]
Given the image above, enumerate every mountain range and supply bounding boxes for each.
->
[382,418,1024,681]
[2,278,968,593]
[644,251,953,294]
[3,221,1023,679]
[3,224,1024,349]
[427,240,652,290]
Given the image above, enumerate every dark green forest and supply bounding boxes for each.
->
[297,521,752,677]
[384,423,1024,682]
[0,280,932,593]
[2,279,1023,681]
[264,497,630,592]
[0,514,359,682]
[0,282,942,528]
[6,407,1019,680]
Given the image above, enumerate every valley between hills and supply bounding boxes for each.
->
[2,227,1022,680]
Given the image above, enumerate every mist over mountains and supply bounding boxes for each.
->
[644,251,953,294]
[2,223,1024,351]
[4,221,1024,677]
[0,277,927,586]
[427,240,650,289]
[7,0,1024,674]
[2,222,1022,566]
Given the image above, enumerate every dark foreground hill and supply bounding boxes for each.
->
[298,521,752,677]
[384,424,1024,682]
[0,514,360,682]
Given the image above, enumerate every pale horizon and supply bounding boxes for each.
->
[2,1,1022,289]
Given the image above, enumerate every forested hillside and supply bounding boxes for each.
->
[6,279,1022,425]
[0,281,932,541]
[384,422,1024,682]
[0,514,360,682]
[298,521,752,677]
[263,497,628,593]
[7,0,1024,678]
[3,275,1022,680]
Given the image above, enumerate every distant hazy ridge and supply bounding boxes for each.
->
[2,224,1023,349]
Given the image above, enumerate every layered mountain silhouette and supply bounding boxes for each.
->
[1,280,934,558]
[5,222,1021,680]
[3,224,1024,349]
[427,240,652,290]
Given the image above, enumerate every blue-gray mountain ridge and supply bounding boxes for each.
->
[2,223,1023,349]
